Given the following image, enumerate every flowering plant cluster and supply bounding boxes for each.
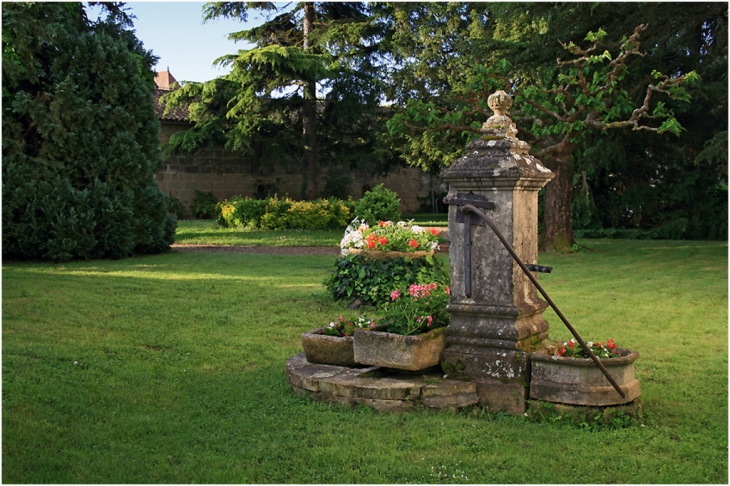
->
[340,218,440,255]
[324,314,377,337]
[381,283,450,335]
[555,338,621,359]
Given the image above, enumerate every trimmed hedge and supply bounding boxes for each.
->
[216,196,355,230]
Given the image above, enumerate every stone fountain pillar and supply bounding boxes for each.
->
[440,91,554,414]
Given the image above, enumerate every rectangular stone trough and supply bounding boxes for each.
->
[353,327,447,371]
[301,327,358,367]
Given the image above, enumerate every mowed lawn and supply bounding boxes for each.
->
[2,238,727,483]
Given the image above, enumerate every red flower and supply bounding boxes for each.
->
[339,316,344,322]
[445,286,451,295]
[558,347,566,356]
[568,341,575,348]
[379,221,385,227]
[378,236,388,245]
[429,228,440,236]
[408,239,419,249]
[367,240,376,249]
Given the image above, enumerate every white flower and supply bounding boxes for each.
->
[411,225,424,234]
[397,221,408,228]
[328,322,335,328]
[587,341,593,347]
[570,338,577,344]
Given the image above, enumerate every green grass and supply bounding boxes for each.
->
[174,219,343,246]
[2,239,727,483]
[408,212,449,226]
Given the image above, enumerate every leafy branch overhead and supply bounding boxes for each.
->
[520,24,700,143]
[389,24,700,170]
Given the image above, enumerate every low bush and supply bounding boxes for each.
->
[216,196,354,230]
[192,190,219,219]
[325,253,448,306]
[354,184,401,225]
[166,193,186,220]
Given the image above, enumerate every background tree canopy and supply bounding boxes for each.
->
[2,2,176,262]
[382,2,727,246]
[165,2,726,244]
[163,2,403,199]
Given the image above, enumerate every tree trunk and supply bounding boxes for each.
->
[302,2,319,199]
[539,143,576,253]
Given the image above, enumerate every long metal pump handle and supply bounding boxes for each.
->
[460,204,625,398]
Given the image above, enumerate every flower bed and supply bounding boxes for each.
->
[326,221,448,307]
[340,219,440,255]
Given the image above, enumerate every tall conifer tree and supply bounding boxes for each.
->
[2,2,176,261]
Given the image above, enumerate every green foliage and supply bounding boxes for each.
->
[323,314,376,337]
[354,184,402,225]
[382,2,727,242]
[2,3,175,262]
[323,174,353,200]
[325,253,448,307]
[381,283,450,335]
[163,2,402,197]
[166,193,187,220]
[191,190,219,219]
[216,195,354,230]
[216,196,265,228]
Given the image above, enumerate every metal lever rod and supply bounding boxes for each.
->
[459,204,626,398]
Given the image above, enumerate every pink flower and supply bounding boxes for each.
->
[445,286,451,295]
[390,289,401,301]
[339,316,344,322]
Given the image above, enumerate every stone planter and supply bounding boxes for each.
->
[348,248,434,260]
[353,327,447,371]
[301,328,357,367]
[530,348,641,406]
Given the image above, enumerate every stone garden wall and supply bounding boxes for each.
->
[155,122,445,217]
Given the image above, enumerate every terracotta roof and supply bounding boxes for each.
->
[152,89,189,121]
[154,69,178,90]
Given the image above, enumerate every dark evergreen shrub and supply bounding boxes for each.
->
[2,3,175,261]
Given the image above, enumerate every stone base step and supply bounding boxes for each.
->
[286,353,479,413]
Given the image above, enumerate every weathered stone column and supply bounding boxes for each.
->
[440,91,554,414]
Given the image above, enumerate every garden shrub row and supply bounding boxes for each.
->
[216,196,355,230]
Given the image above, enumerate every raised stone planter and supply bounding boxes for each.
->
[530,348,641,406]
[348,248,434,260]
[301,328,357,367]
[286,353,479,412]
[353,327,447,371]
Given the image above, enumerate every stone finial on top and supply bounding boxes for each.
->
[481,90,518,139]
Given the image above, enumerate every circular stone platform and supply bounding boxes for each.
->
[286,353,479,413]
